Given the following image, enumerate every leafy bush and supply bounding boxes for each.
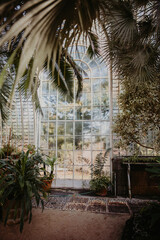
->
[90,152,110,193]
[122,203,160,240]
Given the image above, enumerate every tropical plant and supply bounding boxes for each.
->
[0,0,159,149]
[42,156,57,180]
[90,152,110,194]
[0,150,46,232]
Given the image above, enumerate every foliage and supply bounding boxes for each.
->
[0,0,159,148]
[0,150,46,232]
[0,143,16,158]
[122,203,160,240]
[42,156,57,180]
[90,175,110,193]
[90,152,110,193]
[122,156,160,164]
[113,80,160,152]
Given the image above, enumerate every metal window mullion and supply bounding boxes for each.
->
[55,89,58,182]
[109,60,113,182]
[90,69,93,176]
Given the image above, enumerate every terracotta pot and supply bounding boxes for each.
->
[2,200,28,225]
[42,179,53,191]
[96,188,107,197]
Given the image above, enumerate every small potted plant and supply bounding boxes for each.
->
[90,152,111,196]
[41,156,56,191]
[0,150,46,232]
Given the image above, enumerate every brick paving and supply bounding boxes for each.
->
[33,190,158,215]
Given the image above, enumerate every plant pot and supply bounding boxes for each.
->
[96,188,107,197]
[2,200,28,225]
[42,179,53,191]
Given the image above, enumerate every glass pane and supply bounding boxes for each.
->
[101,106,109,120]
[101,78,108,91]
[89,60,97,68]
[91,67,100,77]
[49,108,56,120]
[57,151,65,165]
[57,137,65,149]
[58,122,65,135]
[81,62,89,71]
[74,166,83,179]
[41,122,48,135]
[49,122,56,135]
[42,108,48,120]
[64,151,73,165]
[75,136,82,150]
[92,107,101,120]
[83,151,91,164]
[75,107,82,120]
[93,79,101,92]
[66,122,73,135]
[42,82,49,95]
[75,122,82,135]
[77,45,86,54]
[83,137,91,150]
[65,137,73,150]
[75,52,83,59]
[58,107,65,120]
[101,136,110,150]
[50,84,57,95]
[81,93,91,106]
[93,93,101,106]
[99,66,108,76]
[101,122,110,135]
[101,91,109,106]
[92,122,101,135]
[92,136,101,150]
[40,135,48,149]
[58,94,65,105]
[83,166,91,179]
[48,96,57,107]
[83,80,91,92]
[41,96,49,107]
[83,122,91,135]
[66,107,74,120]
[82,54,91,63]
[48,137,56,149]
[83,107,91,120]
[74,151,83,165]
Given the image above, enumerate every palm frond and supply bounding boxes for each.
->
[0,0,110,87]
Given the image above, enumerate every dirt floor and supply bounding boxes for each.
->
[0,208,129,240]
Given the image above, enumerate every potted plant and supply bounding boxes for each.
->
[41,156,56,191]
[90,152,111,196]
[0,150,46,232]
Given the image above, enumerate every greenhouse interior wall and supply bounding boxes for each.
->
[0,43,151,190]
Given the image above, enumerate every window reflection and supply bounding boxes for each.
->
[83,122,91,135]
[58,122,65,135]
[75,122,82,135]
[58,107,65,120]
[66,122,73,135]
[49,122,56,135]
[75,136,82,150]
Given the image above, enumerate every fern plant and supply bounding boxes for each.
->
[90,151,111,194]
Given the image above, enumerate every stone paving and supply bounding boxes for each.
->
[34,190,158,215]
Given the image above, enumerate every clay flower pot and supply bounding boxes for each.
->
[42,179,53,191]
